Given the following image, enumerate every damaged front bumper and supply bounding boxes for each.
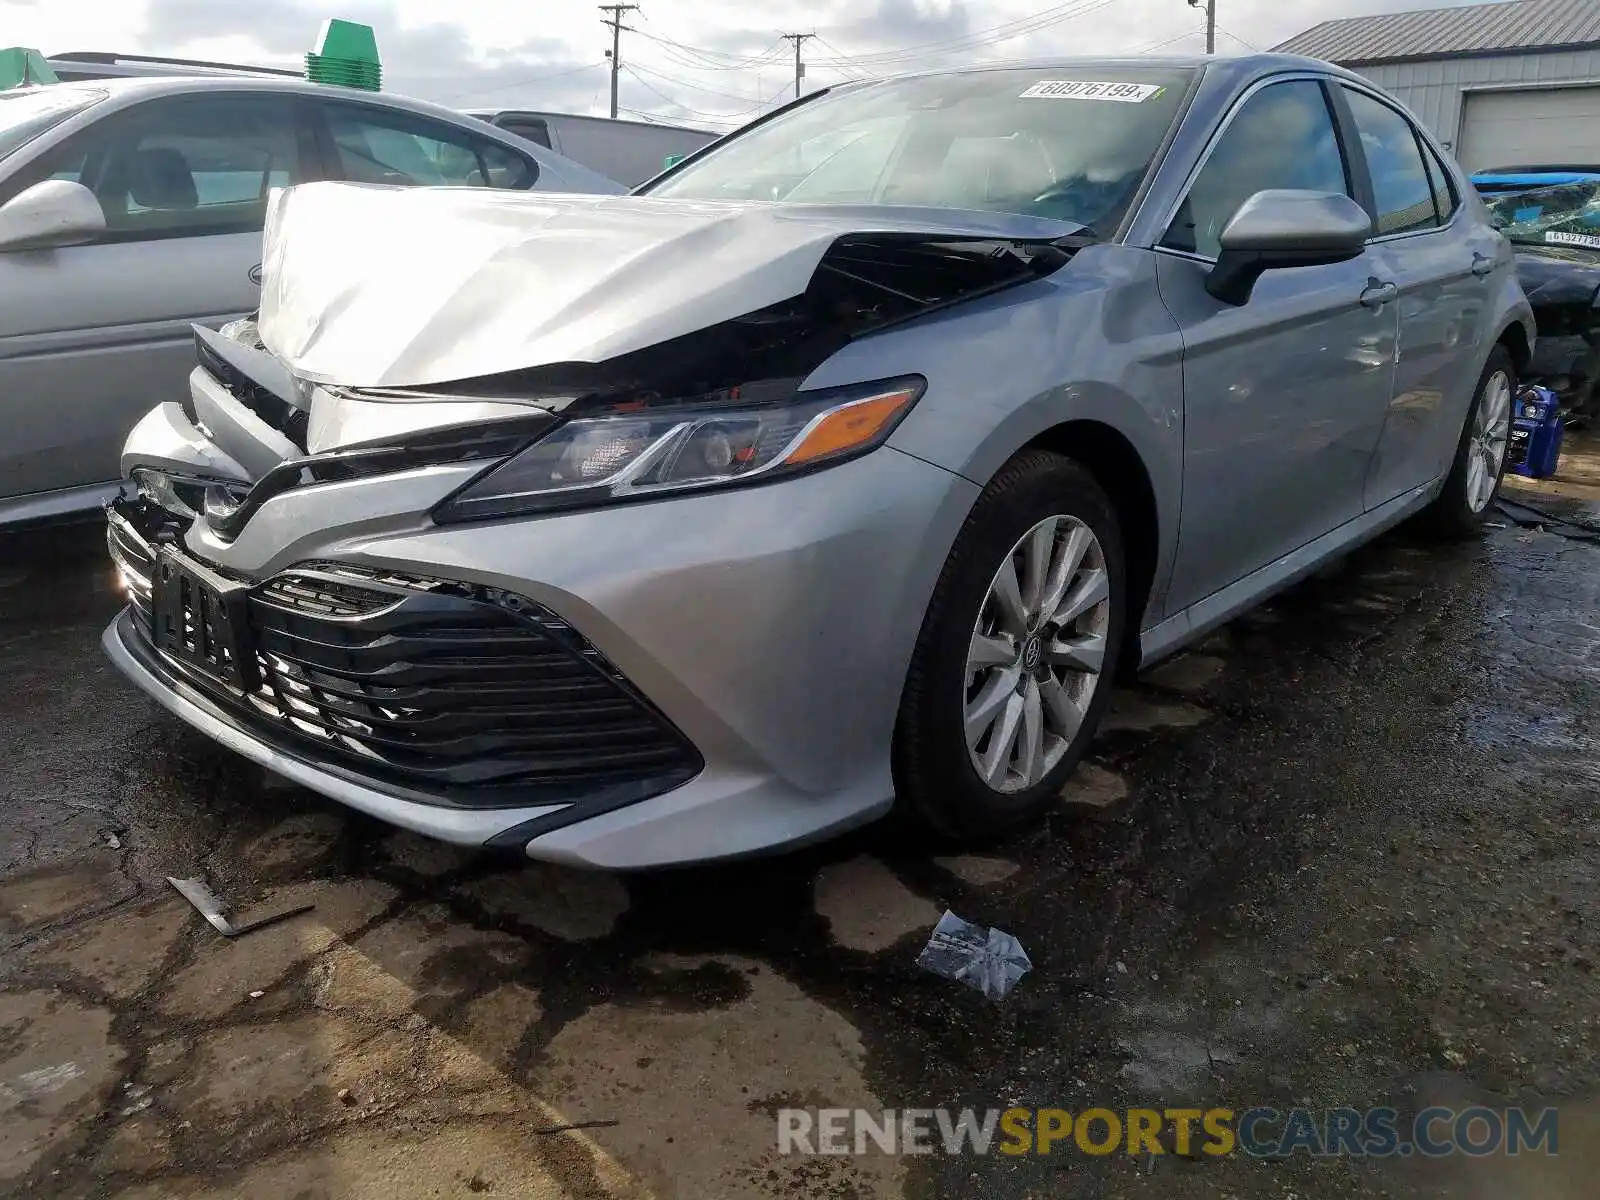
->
[101,336,980,868]
[105,494,705,848]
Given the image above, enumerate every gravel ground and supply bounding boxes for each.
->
[2,486,1597,1199]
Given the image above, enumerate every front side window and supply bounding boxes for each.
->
[1163,80,1351,259]
[645,67,1197,236]
[1342,88,1439,236]
[321,103,537,189]
[4,94,306,238]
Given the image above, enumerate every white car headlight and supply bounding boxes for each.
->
[432,376,925,522]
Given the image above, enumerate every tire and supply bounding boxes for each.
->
[893,449,1126,840]
[1422,345,1516,536]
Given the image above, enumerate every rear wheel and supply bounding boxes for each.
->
[1423,346,1514,535]
[894,450,1125,840]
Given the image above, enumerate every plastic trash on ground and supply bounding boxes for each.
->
[917,910,1033,1000]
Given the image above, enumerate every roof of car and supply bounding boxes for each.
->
[17,75,630,193]
[41,74,484,126]
[854,52,1362,88]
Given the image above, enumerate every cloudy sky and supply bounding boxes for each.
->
[4,0,1483,129]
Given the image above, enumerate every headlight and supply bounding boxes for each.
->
[131,467,200,520]
[218,315,261,348]
[433,376,925,522]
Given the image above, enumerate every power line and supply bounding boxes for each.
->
[1125,26,1207,54]
[1216,26,1259,52]
[812,33,880,80]
[599,4,640,120]
[806,0,1124,70]
[631,15,786,70]
[626,60,764,105]
[441,61,607,103]
[621,64,768,121]
[631,31,771,75]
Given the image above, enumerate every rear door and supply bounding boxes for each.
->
[306,99,541,191]
[1336,85,1500,509]
[1155,77,1398,614]
[0,92,314,506]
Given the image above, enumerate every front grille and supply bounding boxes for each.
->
[258,570,401,618]
[107,501,703,808]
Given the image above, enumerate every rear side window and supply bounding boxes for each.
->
[1341,88,1439,236]
[1420,139,1458,221]
[2,94,308,239]
[1163,80,1351,259]
[500,118,552,148]
[319,102,538,189]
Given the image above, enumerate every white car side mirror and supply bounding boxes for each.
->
[0,179,107,252]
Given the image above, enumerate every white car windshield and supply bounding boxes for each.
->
[644,67,1196,236]
[0,86,105,162]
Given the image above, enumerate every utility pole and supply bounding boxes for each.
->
[1187,0,1216,54]
[600,4,639,119]
[781,32,815,99]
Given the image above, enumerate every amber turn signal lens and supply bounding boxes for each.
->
[784,388,919,466]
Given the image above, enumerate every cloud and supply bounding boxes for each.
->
[6,0,1504,126]
[134,0,606,110]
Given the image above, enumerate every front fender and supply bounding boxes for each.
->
[802,243,1185,625]
[1490,268,1538,368]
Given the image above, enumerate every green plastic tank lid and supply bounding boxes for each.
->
[312,18,381,63]
[0,47,59,89]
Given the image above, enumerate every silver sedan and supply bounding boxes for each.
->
[101,54,1532,867]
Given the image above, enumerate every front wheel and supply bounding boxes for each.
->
[1423,346,1514,535]
[894,450,1126,840]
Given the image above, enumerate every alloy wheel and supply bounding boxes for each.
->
[963,514,1112,794]
[1466,369,1512,514]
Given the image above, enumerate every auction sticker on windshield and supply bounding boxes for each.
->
[1020,80,1163,102]
[1547,230,1600,250]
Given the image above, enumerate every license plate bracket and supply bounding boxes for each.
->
[151,547,259,691]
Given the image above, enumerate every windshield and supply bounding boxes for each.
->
[1482,180,1600,252]
[0,86,104,162]
[644,67,1196,237]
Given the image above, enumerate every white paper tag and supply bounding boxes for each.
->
[1019,80,1162,103]
[1546,230,1600,250]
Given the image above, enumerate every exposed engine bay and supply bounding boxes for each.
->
[137,183,1088,540]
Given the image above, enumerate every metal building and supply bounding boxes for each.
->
[1274,0,1600,171]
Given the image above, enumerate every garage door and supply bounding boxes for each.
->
[1457,85,1600,172]
[1459,86,1600,173]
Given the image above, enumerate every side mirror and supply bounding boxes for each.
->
[0,179,106,252]
[1206,189,1372,306]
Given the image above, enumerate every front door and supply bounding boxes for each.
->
[1154,78,1397,614]
[0,93,311,505]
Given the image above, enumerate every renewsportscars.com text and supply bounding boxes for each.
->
[777,1106,1559,1158]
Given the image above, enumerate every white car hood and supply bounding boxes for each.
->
[256,182,1076,389]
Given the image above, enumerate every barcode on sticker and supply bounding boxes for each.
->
[1020,80,1162,103]
[1547,230,1600,250]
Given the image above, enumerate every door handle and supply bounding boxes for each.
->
[1470,252,1495,277]
[248,262,263,285]
[1360,280,1398,309]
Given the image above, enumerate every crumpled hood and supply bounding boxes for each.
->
[256,182,1078,389]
